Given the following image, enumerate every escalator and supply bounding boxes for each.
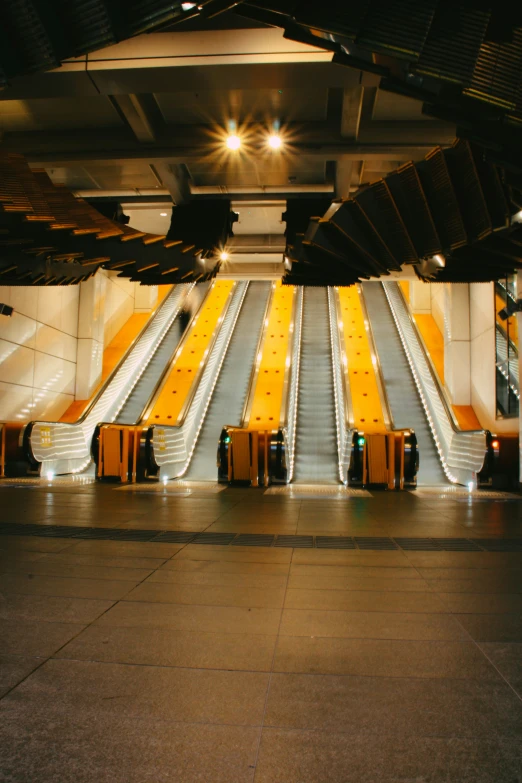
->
[185,281,271,480]
[293,287,339,484]
[361,282,446,485]
[114,283,208,424]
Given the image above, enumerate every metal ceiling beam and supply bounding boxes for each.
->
[150,162,192,204]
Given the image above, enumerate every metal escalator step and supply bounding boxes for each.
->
[232,534,275,547]
[355,537,398,550]
[393,538,441,550]
[316,536,356,549]
[435,538,483,551]
[152,531,197,543]
[109,530,158,541]
[274,535,314,548]
[71,528,122,539]
[192,532,237,545]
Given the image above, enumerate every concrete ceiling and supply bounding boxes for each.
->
[0,24,456,274]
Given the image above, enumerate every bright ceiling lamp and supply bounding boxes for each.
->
[268,134,282,150]
[226,134,241,151]
[219,251,229,262]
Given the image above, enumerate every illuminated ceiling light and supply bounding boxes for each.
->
[268,134,282,150]
[181,2,197,10]
[226,134,241,151]
[220,251,229,262]
[160,212,168,217]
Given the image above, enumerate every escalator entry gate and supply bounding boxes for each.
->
[218,427,286,487]
[96,424,147,483]
[349,430,418,490]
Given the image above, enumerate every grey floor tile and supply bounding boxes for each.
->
[162,559,290,575]
[0,711,259,783]
[0,572,140,601]
[2,659,269,726]
[438,592,522,614]
[287,573,430,592]
[0,593,114,623]
[291,550,410,566]
[0,560,156,581]
[0,619,86,656]
[254,730,522,783]
[479,642,522,683]
[0,654,43,697]
[38,552,169,569]
[147,569,288,589]
[279,608,468,641]
[284,588,445,613]
[64,541,184,558]
[273,636,500,679]
[96,600,282,634]
[0,536,74,553]
[264,673,522,737]
[125,581,286,608]
[458,614,522,643]
[55,625,277,671]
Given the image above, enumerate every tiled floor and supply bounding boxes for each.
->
[1,481,522,781]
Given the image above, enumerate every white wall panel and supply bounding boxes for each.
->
[35,322,77,362]
[0,339,35,387]
[34,352,76,396]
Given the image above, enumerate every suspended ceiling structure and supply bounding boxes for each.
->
[1,1,522,285]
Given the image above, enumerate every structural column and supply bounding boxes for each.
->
[444,283,471,405]
[75,273,107,399]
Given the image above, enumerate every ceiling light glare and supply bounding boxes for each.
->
[226,134,241,151]
[181,2,197,10]
[268,134,282,150]
[160,212,168,217]
[220,251,229,262]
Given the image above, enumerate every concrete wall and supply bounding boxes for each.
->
[0,272,157,422]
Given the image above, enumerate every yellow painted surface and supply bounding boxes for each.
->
[399,280,410,302]
[414,314,445,384]
[413,313,482,430]
[248,282,294,430]
[60,285,173,422]
[339,287,386,433]
[146,280,234,425]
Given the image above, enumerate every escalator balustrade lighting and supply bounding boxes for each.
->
[145,281,235,426]
[247,282,295,430]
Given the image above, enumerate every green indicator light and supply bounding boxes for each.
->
[224,436,231,444]
[357,437,365,447]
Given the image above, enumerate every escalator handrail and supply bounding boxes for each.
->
[281,286,304,483]
[148,281,250,478]
[240,283,275,427]
[382,281,487,484]
[328,286,354,483]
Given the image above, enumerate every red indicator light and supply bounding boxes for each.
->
[491,440,500,450]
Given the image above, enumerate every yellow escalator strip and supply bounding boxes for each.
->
[248,282,294,430]
[338,286,386,434]
[414,313,445,383]
[146,280,234,425]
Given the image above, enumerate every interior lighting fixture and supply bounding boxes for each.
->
[268,134,282,150]
[160,212,168,217]
[226,134,241,151]
[219,251,229,262]
[46,471,54,481]
[181,2,197,9]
